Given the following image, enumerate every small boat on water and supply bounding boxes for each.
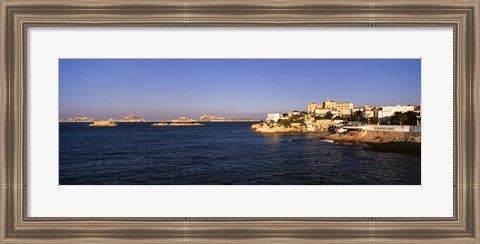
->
[320,139,334,143]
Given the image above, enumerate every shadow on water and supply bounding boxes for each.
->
[364,142,421,156]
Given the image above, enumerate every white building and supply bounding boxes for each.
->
[339,109,352,116]
[266,113,281,122]
[377,105,415,119]
[362,110,375,118]
[351,107,364,113]
[330,110,342,117]
[314,108,330,116]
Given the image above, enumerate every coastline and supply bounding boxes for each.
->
[324,132,421,144]
[251,122,421,155]
[322,131,421,155]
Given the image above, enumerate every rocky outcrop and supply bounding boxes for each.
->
[324,130,421,155]
[325,130,420,144]
[171,116,197,123]
[118,114,147,122]
[89,120,117,127]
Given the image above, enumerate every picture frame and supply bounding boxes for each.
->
[1,0,478,242]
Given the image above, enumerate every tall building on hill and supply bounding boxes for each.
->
[336,102,354,111]
[336,102,354,115]
[323,100,336,109]
[308,102,321,114]
[308,100,354,116]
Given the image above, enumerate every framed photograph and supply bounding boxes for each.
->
[1,0,478,243]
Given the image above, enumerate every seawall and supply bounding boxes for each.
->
[325,129,421,155]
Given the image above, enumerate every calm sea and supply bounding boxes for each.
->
[59,122,420,185]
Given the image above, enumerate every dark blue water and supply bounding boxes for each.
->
[59,122,420,185]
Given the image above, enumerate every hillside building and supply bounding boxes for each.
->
[377,105,415,119]
[307,103,321,114]
[309,100,354,116]
[266,113,281,122]
[323,100,336,109]
[288,111,301,117]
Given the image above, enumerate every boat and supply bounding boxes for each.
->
[320,139,334,143]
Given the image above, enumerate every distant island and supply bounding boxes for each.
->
[170,116,197,123]
[199,115,259,122]
[59,114,259,123]
[116,114,147,122]
[60,114,148,123]
[89,120,118,127]
[171,115,259,123]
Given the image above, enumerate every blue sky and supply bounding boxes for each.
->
[59,59,421,120]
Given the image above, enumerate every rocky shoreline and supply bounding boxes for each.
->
[322,132,421,155]
[324,132,420,144]
[251,122,421,155]
[88,120,117,127]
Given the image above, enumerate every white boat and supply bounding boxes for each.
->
[320,139,334,143]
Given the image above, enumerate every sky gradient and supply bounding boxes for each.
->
[59,59,421,120]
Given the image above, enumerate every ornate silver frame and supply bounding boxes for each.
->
[1,0,478,242]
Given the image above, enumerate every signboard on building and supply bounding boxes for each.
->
[365,125,416,132]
